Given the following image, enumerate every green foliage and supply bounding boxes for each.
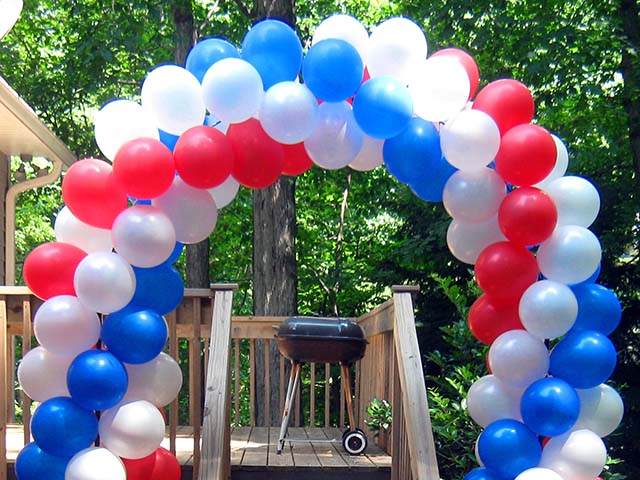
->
[365,397,392,438]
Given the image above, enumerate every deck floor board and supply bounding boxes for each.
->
[5,424,391,474]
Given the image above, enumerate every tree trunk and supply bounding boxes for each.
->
[618,0,640,192]
[252,1,298,426]
[171,0,211,290]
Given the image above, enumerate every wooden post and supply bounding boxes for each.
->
[0,298,7,480]
[199,285,236,480]
[392,286,440,480]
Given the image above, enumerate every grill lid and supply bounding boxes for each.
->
[276,317,364,340]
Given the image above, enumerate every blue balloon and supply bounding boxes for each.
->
[15,442,68,480]
[520,377,580,437]
[353,76,413,139]
[166,242,185,264]
[130,264,185,315]
[185,37,240,83]
[550,330,617,389]
[462,467,502,480]
[31,397,98,458]
[67,350,128,411]
[477,419,541,480]
[570,283,621,335]
[302,39,363,102]
[241,19,303,89]
[410,156,457,202]
[383,117,442,184]
[102,309,168,364]
[159,129,180,152]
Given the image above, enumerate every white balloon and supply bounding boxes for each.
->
[17,347,72,402]
[367,17,427,83]
[122,353,183,407]
[33,295,101,356]
[349,135,384,171]
[443,168,506,223]
[141,65,205,135]
[440,110,500,171]
[466,375,524,427]
[259,81,318,144]
[312,14,369,64]
[537,225,602,285]
[535,134,569,189]
[474,436,484,466]
[519,280,578,340]
[545,176,600,227]
[515,468,564,480]
[153,176,218,244]
[202,58,263,124]
[99,400,165,459]
[74,252,136,314]
[0,0,23,40]
[65,447,126,480]
[409,56,470,122]
[446,215,506,264]
[488,330,549,388]
[94,100,159,161]
[540,429,607,480]
[304,101,363,169]
[111,205,176,268]
[54,206,113,254]
[208,175,240,209]
[575,384,624,437]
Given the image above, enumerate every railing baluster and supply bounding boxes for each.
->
[249,339,256,427]
[234,338,240,426]
[167,309,178,456]
[264,339,270,426]
[279,354,285,422]
[324,363,330,428]
[21,299,31,446]
[339,367,345,429]
[309,362,315,427]
[190,297,202,478]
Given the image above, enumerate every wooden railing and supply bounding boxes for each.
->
[0,284,440,480]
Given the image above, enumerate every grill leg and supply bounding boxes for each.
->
[277,362,301,454]
[341,364,356,431]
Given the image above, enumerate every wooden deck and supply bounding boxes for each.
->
[5,425,391,479]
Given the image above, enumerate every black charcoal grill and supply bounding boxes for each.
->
[275,317,368,455]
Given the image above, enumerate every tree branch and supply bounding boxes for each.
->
[228,0,252,19]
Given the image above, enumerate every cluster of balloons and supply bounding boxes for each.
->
[447,46,623,480]
[14,11,623,480]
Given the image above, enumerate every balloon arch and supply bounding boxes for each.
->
[16,14,622,480]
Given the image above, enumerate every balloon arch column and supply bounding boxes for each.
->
[15,14,622,480]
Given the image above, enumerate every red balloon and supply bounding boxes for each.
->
[472,79,535,136]
[227,118,284,189]
[495,124,557,186]
[174,126,234,189]
[23,242,87,300]
[113,137,175,199]
[150,447,181,480]
[431,48,480,99]
[498,186,558,246]
[468,294,524,345]
[62,158,128,228]
[282,143,313,176]
[122,452,156,480]
[475,241,539,302]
